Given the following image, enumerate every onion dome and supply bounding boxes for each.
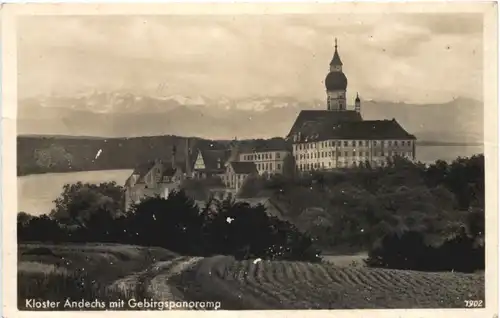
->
[325,71,348,91]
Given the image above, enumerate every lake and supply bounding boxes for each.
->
[17,145,483,216]
[18,169,133,216]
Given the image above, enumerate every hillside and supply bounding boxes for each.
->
[18,243,484,310]
[17,135,289,176]
[17,93,483,176]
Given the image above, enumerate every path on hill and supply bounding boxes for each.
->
[108,256,203,306]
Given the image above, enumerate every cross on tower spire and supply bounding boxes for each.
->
[329,37,343,67]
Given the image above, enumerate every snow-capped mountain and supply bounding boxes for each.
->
[18,92,483,143]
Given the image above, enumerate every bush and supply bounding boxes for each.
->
[365,229,484,273]
[18,190,319,262]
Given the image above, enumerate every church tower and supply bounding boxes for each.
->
[355,92,361,113]
[325,38,348,111]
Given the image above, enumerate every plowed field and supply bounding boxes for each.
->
[172,256,485,309]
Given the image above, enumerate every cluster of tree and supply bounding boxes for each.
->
[365,212,485,273]
[17,185,320,262]
[236,155,485,261]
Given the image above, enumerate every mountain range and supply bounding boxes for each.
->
[18,92,483,143]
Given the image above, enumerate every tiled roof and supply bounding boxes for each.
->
[198,149,230,171]
[135,161,186,183]
[287,110,363,137]
[160,164,183,178]
[239,138,291,153]
[131,162,154,176]
[293,119,417,142]
[229,161,258,175]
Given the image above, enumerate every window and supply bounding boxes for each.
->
[277,163,281,170]
[373,141,377,146]
[365,140,369,146]
[394,141,398,146]
[344,141,348,147]
[337,141,342,147]
[276,152,281,159]
[352,141,356,147]
[358,140,363,146]
[344,151,349,157]
[269,163,273,170]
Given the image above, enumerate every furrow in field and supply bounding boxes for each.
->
[363,268,404,290]
[183,256,272,309]
[248,261,292,306]
[232,261,277,307]
[244,261,285,306]
[310,263,336,284]
[180,256,484,310]
[326,266,361,287]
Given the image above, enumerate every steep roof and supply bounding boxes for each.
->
[229,161,258,175]
[293,119,417,142]
[197,149,230,173]
[131,162,155,177]
[287,110,363,138]
[330,44,343,66]
[160,163,185,178]
[135,161,186,183]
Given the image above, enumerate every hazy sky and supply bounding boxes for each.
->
[18,13,483,104]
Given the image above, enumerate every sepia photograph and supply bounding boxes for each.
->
[1,2,498,315]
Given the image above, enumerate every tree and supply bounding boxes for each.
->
[127,190,204,254]
[50,181,124,227]
[237,175,267,198]
[17,212,33,225]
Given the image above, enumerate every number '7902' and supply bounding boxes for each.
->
[464,300,483,308]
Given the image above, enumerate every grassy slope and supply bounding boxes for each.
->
[18,243,485,310]
[173,256,485,309]
[18,243,178,309]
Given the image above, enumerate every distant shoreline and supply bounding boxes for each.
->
[17,142,484,178]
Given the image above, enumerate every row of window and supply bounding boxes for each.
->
[222,174,246,189]
[298,159,388,170]
[256,162,282,171]
[241,152,282,161]
[296,151,412,160]
[294,139,413,151]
